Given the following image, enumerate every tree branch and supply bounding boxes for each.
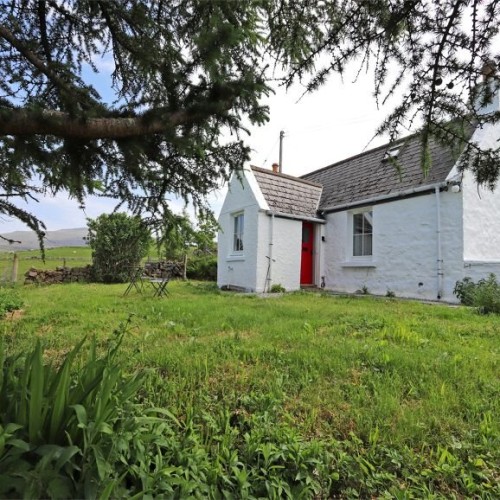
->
[0,234,21,244]
[425,0,465,128]
[0,104,231,139]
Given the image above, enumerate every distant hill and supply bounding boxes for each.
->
[0,228,88,250]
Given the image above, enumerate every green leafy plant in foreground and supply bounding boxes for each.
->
[0,321,334,499]
[0,321,146,498]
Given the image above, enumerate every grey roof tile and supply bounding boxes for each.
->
[302,130,473,210]
[251,166,322,218]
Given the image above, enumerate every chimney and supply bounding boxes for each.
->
[271,162,279,174]
[482,60,496,82]
[474,60,499,116]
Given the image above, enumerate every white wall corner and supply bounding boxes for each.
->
[446,119,500,184]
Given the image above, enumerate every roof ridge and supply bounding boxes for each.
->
[251,165,322,188]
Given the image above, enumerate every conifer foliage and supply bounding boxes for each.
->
[266,0,500,184]
[0,1,499,243]
[0,0,270,241]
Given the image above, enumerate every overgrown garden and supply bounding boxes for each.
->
[1,281,499,498]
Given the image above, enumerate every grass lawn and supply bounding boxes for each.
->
[2,280,500,497]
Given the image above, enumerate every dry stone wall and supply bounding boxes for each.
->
[24,266,92,284]
[143,261,183,278]
[24,261,184,285]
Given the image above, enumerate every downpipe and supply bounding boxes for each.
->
[435,186,444,299]
[265,212,275,292]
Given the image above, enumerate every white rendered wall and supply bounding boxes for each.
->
[217,167,323,292]
[462,122,500,269]
[217,169,267,291]
[323,190,465,301]
[254,214,303,292]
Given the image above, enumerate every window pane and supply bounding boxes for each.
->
[233,214,244,251]
[364,234,372,255]
[352,211,373,256]
[353,213,363,234]
[363,212,373,234]
[353,234,363,256]
[302,226,310,243]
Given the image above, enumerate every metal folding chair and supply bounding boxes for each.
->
[123,266,145,296]
[148,276,170,297]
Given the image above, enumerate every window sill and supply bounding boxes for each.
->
[341,261,376,268]
[226,255,245,262]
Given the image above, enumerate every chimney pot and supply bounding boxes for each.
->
[271,162,279,173]
[482,60,497,82]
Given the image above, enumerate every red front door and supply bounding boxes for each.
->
[300,222,314,285]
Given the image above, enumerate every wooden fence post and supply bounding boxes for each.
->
[11,253,19,283]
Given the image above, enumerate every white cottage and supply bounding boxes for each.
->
[217,163,323,293]
[218,87,500,301]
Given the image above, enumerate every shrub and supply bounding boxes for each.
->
[270,283,286,293]
[453,277,476,306]
[87,213,152,283]
[186,255,217,281]
[0,286,23,315]
[454,274,500,314]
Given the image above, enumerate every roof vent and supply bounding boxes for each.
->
[383,146,400,161]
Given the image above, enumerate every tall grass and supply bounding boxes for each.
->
[2,282,499,496]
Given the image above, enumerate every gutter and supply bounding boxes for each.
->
[265,210,326,223]
[320,182,450,214]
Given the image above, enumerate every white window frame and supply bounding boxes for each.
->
[232,212,244,253]
[349,208,373,260]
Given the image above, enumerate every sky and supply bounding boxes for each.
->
[2,64,398,233]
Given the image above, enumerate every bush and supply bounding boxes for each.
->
[453,277,477,306]
[186,255,217,281]
[0,286,23,315]
[454,274,500,314]
[87,213,152,283]
[270,283,286,293]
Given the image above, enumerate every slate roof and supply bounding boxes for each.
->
[251,166,323,218]
[301,130,473,211]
